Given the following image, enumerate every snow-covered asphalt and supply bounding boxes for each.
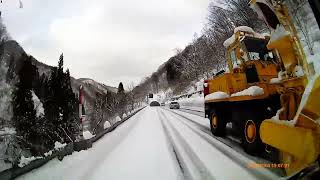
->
[17,106,279,180]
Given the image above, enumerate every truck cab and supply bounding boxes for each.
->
[204,27,282,155]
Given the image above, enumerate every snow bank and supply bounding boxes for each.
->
[18,141,69,168]
[231,86,264,97]
[123,113,127,118]
[83,131,94,140]
[31,91,44,117]
[18,155,42,167]
[44,151,53,157]
[115,116,122,122]
[104,121,111,129]
[0,127,16,136]
[54,142,67,150]
[205,92,229,101]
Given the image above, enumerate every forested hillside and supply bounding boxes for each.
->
[134,0,267,97]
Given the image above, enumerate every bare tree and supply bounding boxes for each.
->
[126,82,136,112]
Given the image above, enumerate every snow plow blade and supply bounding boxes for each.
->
[260,120,319,161]
[260,74,320,175]
[260,120,320,173]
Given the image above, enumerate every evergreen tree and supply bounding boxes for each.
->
[117,82,127,117]
[12,54,38,149]
[61,68,79,142]
[44,53,79,143]
[117,82,124,94]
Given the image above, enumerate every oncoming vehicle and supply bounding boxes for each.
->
[169,102,180,109]
[161,102,165,106]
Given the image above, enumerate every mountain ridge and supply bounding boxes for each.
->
[1,40,117,115]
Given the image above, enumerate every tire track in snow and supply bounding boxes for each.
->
[166,110,235,149]
[162,108,278,180]
[166,108,282,172]
[158,109,216,180]
[176,108,205,117]
[156,108,190,180]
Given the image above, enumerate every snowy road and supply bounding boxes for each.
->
[17,107,279,180]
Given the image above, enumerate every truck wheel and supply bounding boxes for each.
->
[210,111,226,136]
[242,119,263,155]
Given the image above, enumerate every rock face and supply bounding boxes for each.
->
[0,40,117,119]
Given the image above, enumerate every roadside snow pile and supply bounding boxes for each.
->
[205,92,229,100]
[104,121,111,129]
[269,25,290,43]
[231,86,264,97]
[54,142,66,150]
[83,131,94,139]
[31,91,44,117]
[123,113,127,118]
[44,151,53,157]
[0,127,16,136]
[116,116,122,122]
[18,155,42,167]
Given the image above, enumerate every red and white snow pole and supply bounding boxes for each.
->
[79,85,85,139]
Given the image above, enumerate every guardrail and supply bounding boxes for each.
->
[0,106,146,180]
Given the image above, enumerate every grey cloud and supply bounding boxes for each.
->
[1,0,209,87]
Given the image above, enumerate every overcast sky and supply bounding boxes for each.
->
[1,0,210,87]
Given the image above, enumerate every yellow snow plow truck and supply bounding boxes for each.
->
[204,0,320,176]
